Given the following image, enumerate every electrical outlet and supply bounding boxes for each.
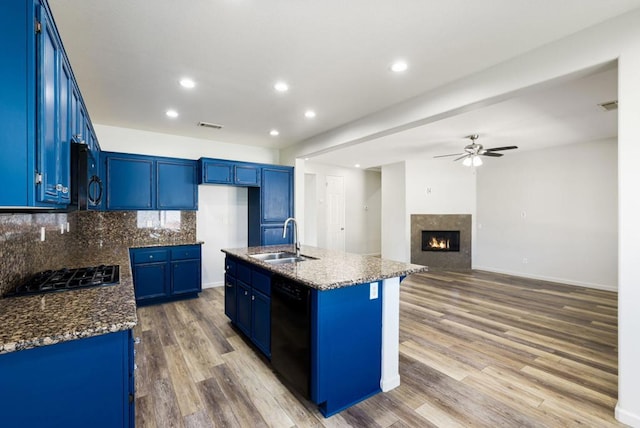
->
[523,258,528,264]
[370,282,379,300]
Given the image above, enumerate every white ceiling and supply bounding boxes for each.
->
[310,66,618,169]
[49,0,635,161]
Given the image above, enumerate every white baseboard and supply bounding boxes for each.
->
[380,375,400,392]
[202,281,224,289]
[616,402,640,426]
[472,265,617,292]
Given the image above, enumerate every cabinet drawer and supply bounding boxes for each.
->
[252,268,271,296]
[225,258,237,276]
[132,248,168,264]
[237,260,252,284]
[171,245,201,261]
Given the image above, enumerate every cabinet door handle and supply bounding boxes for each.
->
[251,295,255,301]
[244,291,248,296]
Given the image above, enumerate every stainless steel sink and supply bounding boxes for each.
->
[250,251,316,264]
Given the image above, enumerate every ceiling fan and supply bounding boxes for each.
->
[434,134,518,166]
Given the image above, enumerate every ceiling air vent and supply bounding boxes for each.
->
[598,100,618,111]
[197,121,224,129]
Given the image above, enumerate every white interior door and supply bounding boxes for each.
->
[326,175,345,251]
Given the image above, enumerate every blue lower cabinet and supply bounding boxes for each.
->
[251,288,271,356]
[224,274,237,322]
[130,244,202,305]
[133,261,169,301]
[224,256,271,357]
[236,280,252,336]
[311,283,383,417]
[172,259,201,295]
[0,330,134,428]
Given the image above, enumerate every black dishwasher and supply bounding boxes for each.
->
[271,275,311,398]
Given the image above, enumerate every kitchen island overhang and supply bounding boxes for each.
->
[222,245,427,416]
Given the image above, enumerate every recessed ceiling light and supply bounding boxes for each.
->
[274,81,289,92]
[269,129,279,136]
[179,78,195,89]
[304,158,309,161]
[390,60,408,73]
[166,109,179,118]
[304,110,316,119]
[354,164,361,168]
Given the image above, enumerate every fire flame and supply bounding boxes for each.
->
[429,237,450,249]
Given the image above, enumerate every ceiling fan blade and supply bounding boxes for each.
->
[485,145,518,152]
[453,154,469,162]
[481,152,503,157]
[433,153,464,158]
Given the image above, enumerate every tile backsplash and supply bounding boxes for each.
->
[0,210,196,296]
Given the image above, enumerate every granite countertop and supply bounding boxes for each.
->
[222,245,428,290]
[0,245,137,355]
[129,240,204,249]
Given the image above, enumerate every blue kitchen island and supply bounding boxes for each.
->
[222,245,428,417]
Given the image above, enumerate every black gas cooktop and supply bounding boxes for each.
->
[5,265,119,297]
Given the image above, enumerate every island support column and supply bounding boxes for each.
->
[380,276,401,391]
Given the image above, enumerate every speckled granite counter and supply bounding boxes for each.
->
[222,245,428,290]
[0,245,137,354]
[129,240,204,249]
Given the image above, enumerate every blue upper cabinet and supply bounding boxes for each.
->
[105,153,155,210]
[199,158,260,187]
[261,166,293,223]
[0,0,98,208]
[157,159,198,210]
[103,152,198,211]
[235,164,260,186]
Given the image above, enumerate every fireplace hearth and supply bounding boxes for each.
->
[422,230,460,252]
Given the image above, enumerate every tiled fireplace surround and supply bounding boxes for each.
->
[411,214,472,270]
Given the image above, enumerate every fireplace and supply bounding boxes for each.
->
[422,230,460,252]
[411,215,471,270]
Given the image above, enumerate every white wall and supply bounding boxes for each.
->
[94,124,278,163]
[617,43,640,427]
[94,124,278,288]
[405,159,477,216]
[304,162,381,255]
[475,139,618,290]
[197,186,248,287]
[381,162,407,262]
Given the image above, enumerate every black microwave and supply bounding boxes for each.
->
[70,142,103,210]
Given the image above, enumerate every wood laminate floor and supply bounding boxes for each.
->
[134,270,623,427]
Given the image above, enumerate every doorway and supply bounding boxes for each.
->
[325,175,345,251]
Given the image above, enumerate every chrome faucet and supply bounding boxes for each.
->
[283,217,300,257]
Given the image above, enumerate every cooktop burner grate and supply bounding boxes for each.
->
[5,265,119,297]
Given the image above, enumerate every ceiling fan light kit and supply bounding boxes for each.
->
[434,134,518,167]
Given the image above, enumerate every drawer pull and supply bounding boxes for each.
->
[149,255,153,259]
